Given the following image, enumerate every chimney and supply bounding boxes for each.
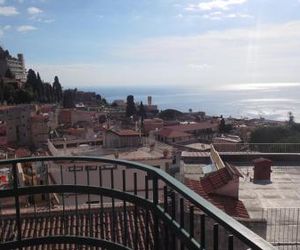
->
[253,158,272,183]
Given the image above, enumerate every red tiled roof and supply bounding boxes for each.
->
[200,167,232,193]
[200,164,242,194]
[185,178,249,219]
[165,121,218,133]
[108,129,140,137]
[0,207,155,250]
[158,128,191,138]
[31,115,46,122]
[15,148,31,158]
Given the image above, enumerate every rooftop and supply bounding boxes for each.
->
[107,129,140,137]
[165,121,218,132]
[0,206,155,250]
[158,128,190,138]
[185,178,249,219]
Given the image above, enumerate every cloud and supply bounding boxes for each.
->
[3,25,11,30]
[17,25,37,32]
[0,0,5,5]
[29,21,300,88]
[186,0,247,12]
[27,6,43,15]
[202,11,253,20]
[188,63,212,70]
[0,24,10,37]
[0,6,19,16]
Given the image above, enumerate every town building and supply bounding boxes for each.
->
[103,129,141,148]
[0,47,26,82]
[0,105,32,146]
[0,121,7,145]
[158,127,193,143]
[213,134,242,151]
[30,114,49,148]
[157,120,219,144]
[143,118,164,134]
[58,109,100,127]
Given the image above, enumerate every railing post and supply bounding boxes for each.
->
[153,175,159,250]
[12,163,21,243]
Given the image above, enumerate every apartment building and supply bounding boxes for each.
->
[0,47,26,82]
[0,105,32,145]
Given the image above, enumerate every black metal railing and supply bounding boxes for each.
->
[0,156,275,250]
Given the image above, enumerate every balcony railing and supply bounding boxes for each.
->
[213,143,300,153]
[0,156,275,250]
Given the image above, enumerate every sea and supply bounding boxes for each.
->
[83,83,300,122]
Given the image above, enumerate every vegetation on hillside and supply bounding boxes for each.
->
[250,113,300,143]
[158,109,183,120]
[0,69,63,104]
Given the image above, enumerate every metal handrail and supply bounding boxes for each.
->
[0,156,276,250]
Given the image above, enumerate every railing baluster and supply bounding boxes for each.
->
[145,175,149,250]
[201,214,206,249]
[180,198,185,250]
[99,166,104,239]
[189,206,194,239]
[60,164,66,249]
[45,162,51,218]
[12,163,21,242]
[111,168,115,242]
[163,186,169,250]
[122,169,127,246]
[228,235,234,250]
[213,224,219,250]
[171,191,176,249]
[134,172,138,250]
[87,167,92,238]
[152,175,159,250]
[30,165,36,217]
[73,164,79,237]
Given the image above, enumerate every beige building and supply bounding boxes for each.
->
[0,105,32,145]
[0,47,26,82]
[31,114,49,148]
[103,129,141,148]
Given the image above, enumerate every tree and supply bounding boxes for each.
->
[0,78,4,104]
[15,89,33,104]
[126,95,137,117]
[288,112,295,126]
[138,102,146,121]
[52,76,63,103]
[43,83,54,103]
[158,109,183,120]
[25,69,39,101]
[3,83,16,104]
[37,73,45,102]
[219,117,226,133]
[63,89,76,108]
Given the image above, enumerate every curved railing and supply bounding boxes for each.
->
[0,156,275,250]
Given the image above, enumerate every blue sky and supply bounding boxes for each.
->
[1,0,300,88]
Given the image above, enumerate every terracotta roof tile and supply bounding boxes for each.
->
[165,121,218,132]
[15,148,31,158]
[185,178,249,219]
[158,128,191,138]
[108,129,140,137]
[0,207,156,249]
